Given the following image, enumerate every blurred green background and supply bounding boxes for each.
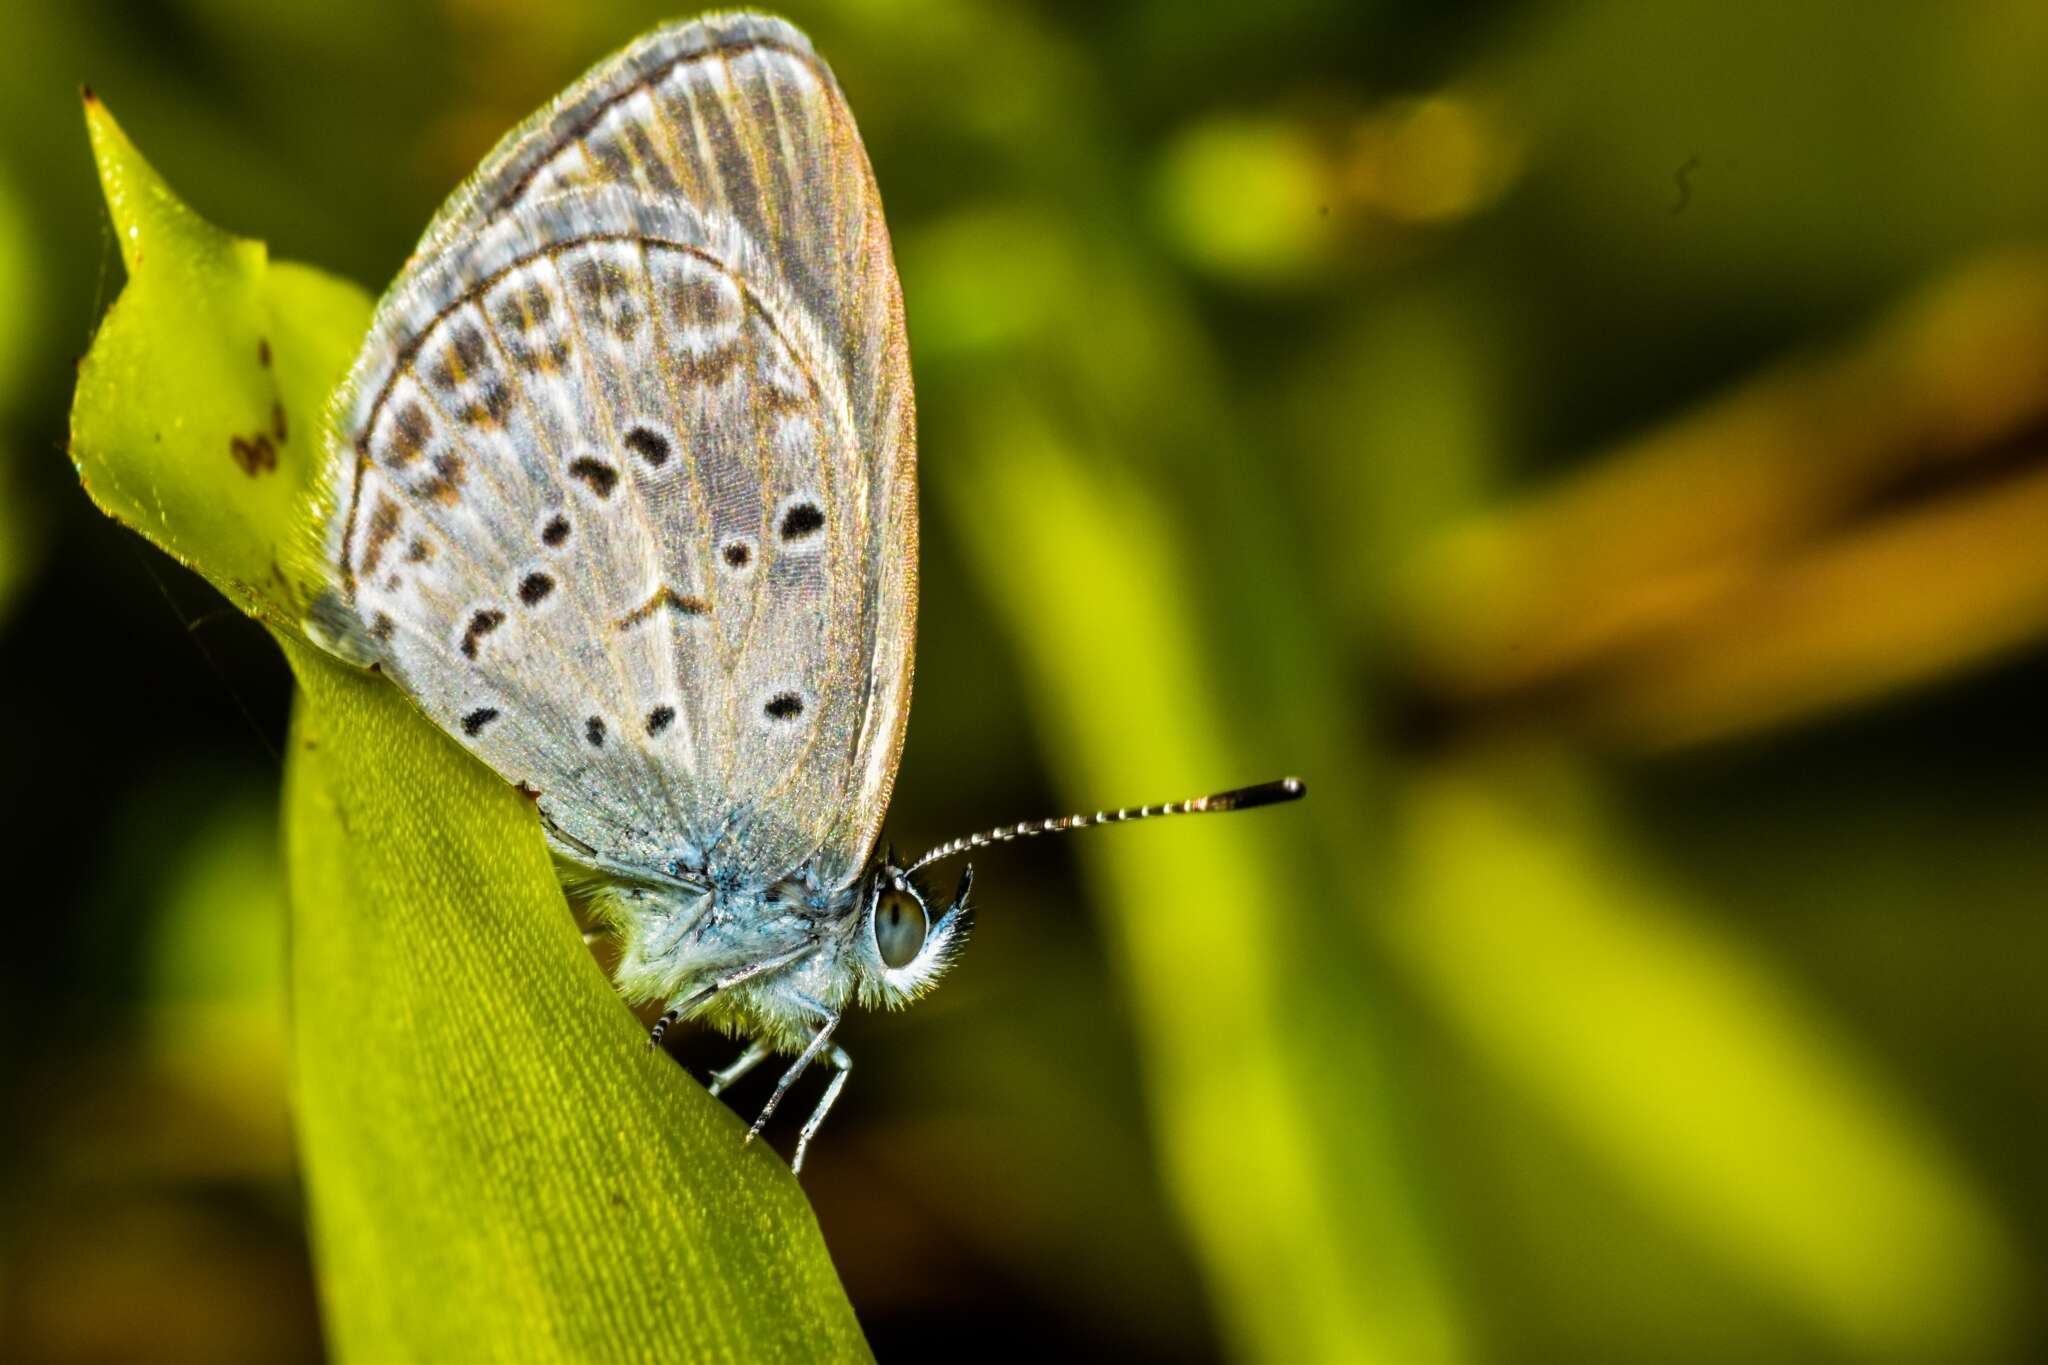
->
[7,1,2048,1360]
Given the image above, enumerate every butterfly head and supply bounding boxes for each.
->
[852,860,972,1008]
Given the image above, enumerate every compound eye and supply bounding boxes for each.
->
[873,885,928,969]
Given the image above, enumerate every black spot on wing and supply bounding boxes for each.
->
[764,692,804,721]
[623,425,670,468]
[461,707,499,737]
[460,609,505,659]
[778,501,823,541]
[518,572,554,606]
[568,456,618,498]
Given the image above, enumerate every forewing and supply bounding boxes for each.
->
[307,14,914,892]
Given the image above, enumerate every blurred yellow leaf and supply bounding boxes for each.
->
[1387,751,2020,1358]
[948,395,1463,1364]
[1402,252,2048,746]
[1155,117,1335,285]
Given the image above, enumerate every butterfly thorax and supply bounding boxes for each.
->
[592,858,969,1052]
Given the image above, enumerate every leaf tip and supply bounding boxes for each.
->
[84,93,224,278]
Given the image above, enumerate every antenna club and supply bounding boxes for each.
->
[904,774,1306,874]
[1207,777,1307,811]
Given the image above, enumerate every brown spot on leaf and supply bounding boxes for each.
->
[229,432,277,476]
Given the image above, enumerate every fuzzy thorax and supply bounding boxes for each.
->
[589,865,969,1051]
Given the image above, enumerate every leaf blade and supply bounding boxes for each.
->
[283,638,869,1363]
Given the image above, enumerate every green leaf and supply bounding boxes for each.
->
[941,393,1463,1364]
[72,92,362,628]
[282,638,868,1361]
[72,97,870,1363]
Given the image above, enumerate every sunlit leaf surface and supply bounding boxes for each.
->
[284,637,868,1363]
[73,95,359,630]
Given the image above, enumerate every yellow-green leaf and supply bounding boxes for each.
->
[71,96,870,1363]
[946,394,1463,1364]
[72,93,359,628]
[282,638,868,1362]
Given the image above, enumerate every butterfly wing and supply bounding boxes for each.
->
[306,15,914,893]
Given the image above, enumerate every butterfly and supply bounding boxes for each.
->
[303,11,1302,1171]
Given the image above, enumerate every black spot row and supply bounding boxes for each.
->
[765,692,804,721]
[542,515,571,546]
[518,572,554,606]
[723,540,752,569]
[458,699,692,756]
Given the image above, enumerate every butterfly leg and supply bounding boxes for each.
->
[647,1010,682,1048]
[791,1045,852,1175]
[745,1007,841,1147]
[707,1039,772,1097]
[647,939,821,1048]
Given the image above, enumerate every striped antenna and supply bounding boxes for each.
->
[904,777,1306,875]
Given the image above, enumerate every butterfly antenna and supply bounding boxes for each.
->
[905,777,1306,875]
